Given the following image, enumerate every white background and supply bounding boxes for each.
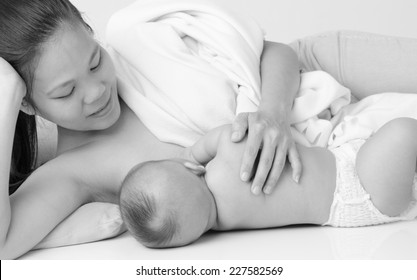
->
[72,0,417,43]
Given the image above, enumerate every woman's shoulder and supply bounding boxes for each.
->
[50,135,142,200]
[26,143,110,196]
[27,148,93,189]
[14,153,94,213]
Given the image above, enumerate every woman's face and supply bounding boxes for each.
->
[30,23,120,131]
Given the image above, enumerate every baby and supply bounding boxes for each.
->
[119,118,417,248]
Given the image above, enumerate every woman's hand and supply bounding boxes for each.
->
[231,110,302,195]
[0,57,26,108]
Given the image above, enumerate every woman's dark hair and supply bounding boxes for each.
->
[0,0,92,194]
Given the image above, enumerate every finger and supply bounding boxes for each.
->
[263,141,288,194]
[231,113,249,142]
[240,128,263,183]
[250,137,276,195]
[288,143,302,183]
[184,161,206,173]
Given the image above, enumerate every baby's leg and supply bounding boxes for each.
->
[356,118,416,216]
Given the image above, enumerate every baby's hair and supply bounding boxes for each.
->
[119,162,178,248]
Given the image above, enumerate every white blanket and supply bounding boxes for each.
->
[106,0,264,147]
[106,0,417,149]
[328,92,417,147]
[106,0,353,148]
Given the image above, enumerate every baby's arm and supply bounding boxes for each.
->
[184,125,230,165]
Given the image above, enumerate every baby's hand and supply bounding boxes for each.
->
[182,147,201,164]
[183,161,206,176]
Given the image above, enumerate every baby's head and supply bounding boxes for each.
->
[119,159,216,248]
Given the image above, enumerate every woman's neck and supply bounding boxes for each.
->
[57,126,95,155]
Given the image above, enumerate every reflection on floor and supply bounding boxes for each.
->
[21,220,417,260]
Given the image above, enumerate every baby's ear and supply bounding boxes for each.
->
[183,161,206,176]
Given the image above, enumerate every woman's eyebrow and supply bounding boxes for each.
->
[46,45,100,96]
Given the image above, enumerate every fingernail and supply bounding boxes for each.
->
[251,185,261,195]
[264,186,272,195]
[241,172,249,181]
[293,175,300,184]
[196,165,206,172]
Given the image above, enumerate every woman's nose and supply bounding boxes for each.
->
[83,82,106,105]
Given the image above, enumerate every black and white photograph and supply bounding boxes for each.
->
[1,0,416,278]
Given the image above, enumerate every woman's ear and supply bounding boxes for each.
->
[20,99,36,115]
[184,161,206,176]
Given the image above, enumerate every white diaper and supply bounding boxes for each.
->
[323,140,417,227]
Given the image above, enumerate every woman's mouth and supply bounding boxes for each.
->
[89,95,113,118]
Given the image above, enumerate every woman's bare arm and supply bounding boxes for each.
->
[0,158,92,259]
[0,58,27,257]
[231,41,302,195]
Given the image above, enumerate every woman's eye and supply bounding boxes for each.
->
[91,51,102,71]
[59,87,75,99]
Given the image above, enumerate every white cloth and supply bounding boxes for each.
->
[106,0,263,147]
[289,71,350,147]
[328,92,417,148]
[106,0,417,149]
[106,0,353,147]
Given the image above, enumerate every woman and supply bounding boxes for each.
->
[0,0,300,259]
[3,0,417,259]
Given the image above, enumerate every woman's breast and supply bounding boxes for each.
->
[71,107,184,203]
